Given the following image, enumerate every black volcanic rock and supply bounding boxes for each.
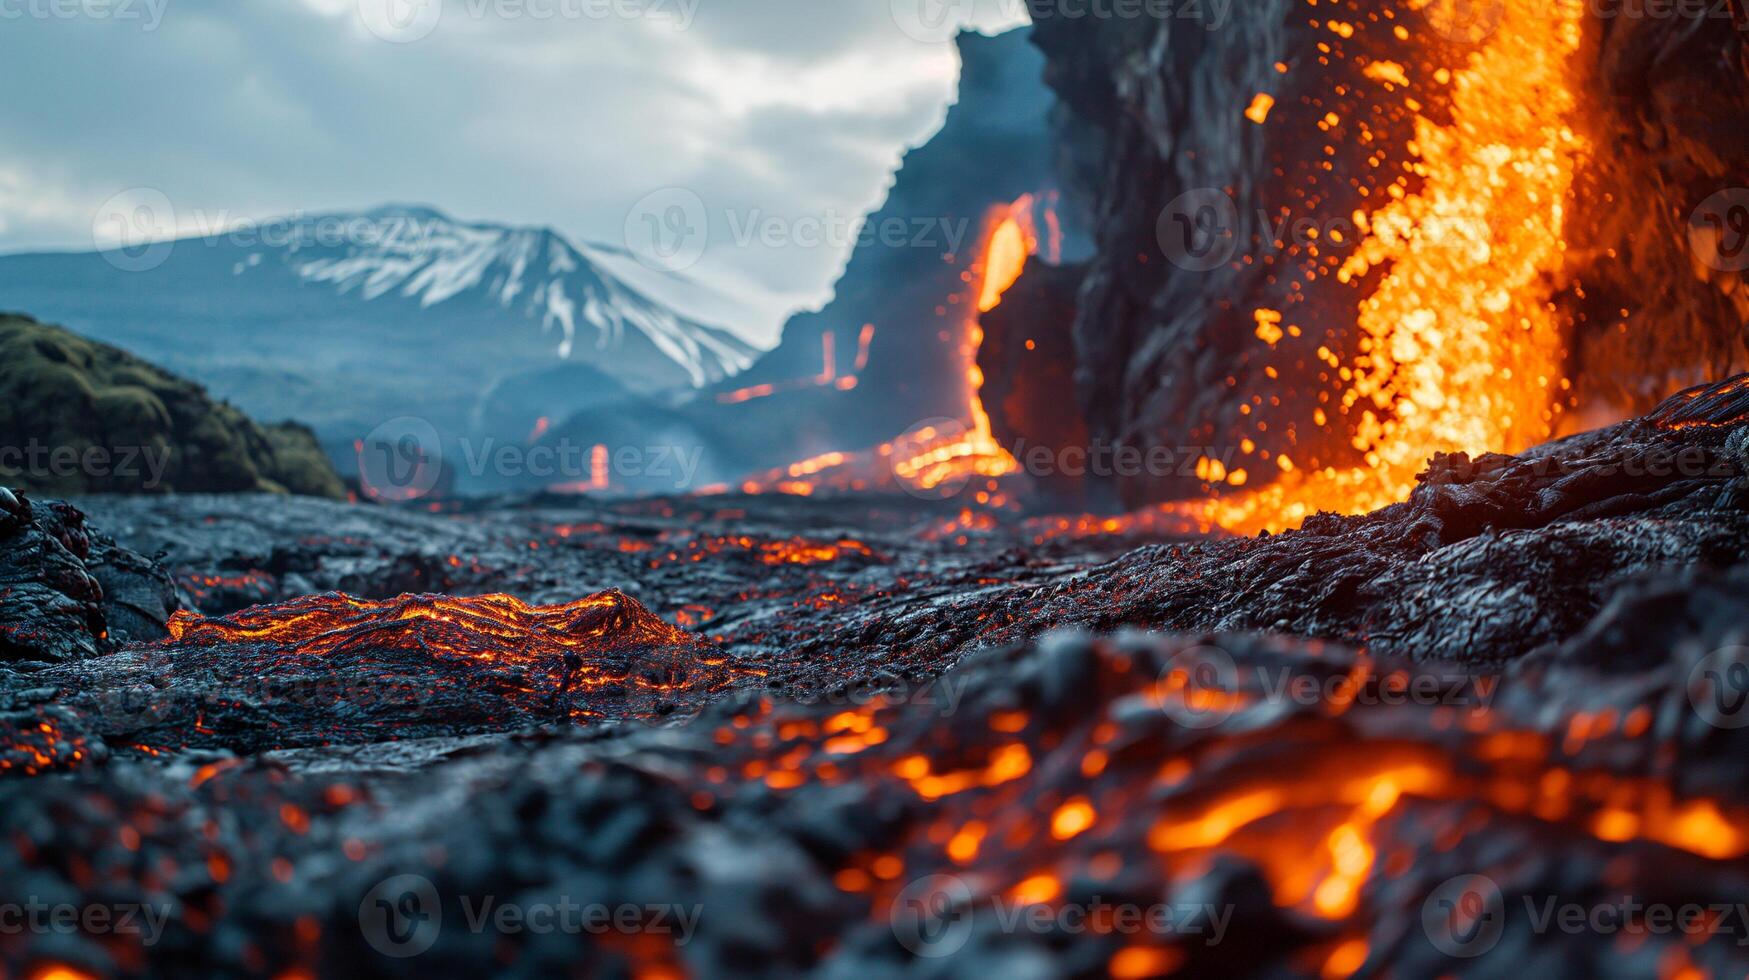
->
[0,314,345,498]
[0,488,176,665]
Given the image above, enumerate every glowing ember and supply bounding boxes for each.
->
[695,638,1749,971]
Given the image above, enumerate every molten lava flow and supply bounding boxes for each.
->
[658,533,875,566]
[155,590,759,731]
[167,591,688,661]
[888,197,1041,494]
[978,216,1032,313]
[736,195,1052,497]
[1190,0,1588,534]
[548,444,611,495]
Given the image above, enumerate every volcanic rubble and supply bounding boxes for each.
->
[2,377,1749,978]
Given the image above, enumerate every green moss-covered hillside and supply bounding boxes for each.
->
[0,313,345,497]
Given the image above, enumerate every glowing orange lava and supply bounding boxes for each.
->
[736,195,1051,497]
[889,197,1039,493]
[1187,0,1589,534]
[167,590,694,669]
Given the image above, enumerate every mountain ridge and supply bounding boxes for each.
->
[0,205,757,481]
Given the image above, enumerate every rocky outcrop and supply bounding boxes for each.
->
[0,314,345,497]
[0,487,176,665]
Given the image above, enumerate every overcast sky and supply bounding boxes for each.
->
[0,0,1029,346]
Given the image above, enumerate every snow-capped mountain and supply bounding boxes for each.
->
[0,205,758,476]
[273,206,754,385]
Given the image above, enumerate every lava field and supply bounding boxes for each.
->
[3,378,1748,978]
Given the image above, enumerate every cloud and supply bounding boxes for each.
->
[0,0,1028,346]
